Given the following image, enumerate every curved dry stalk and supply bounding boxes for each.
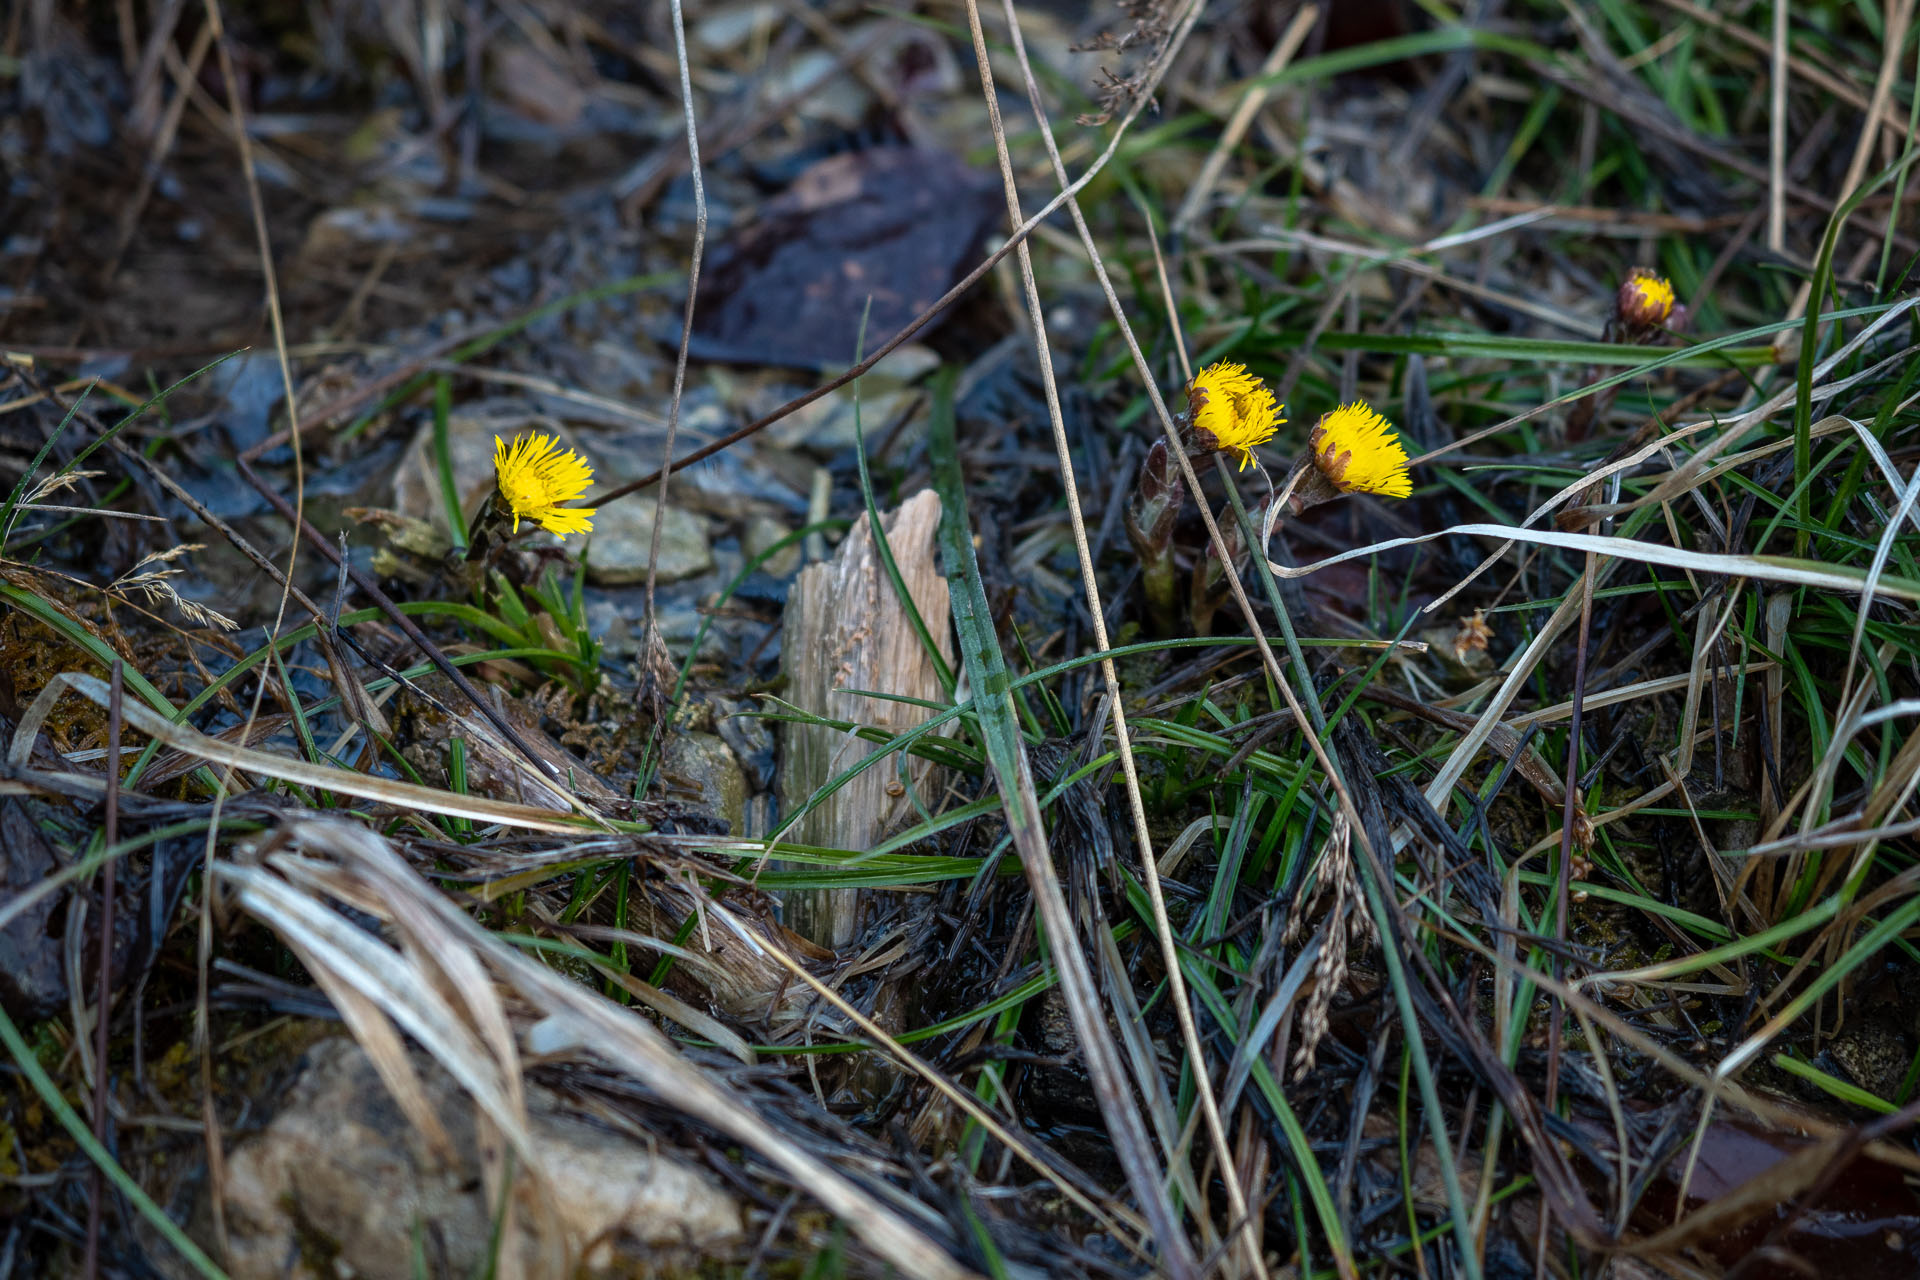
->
[641,0,708,674]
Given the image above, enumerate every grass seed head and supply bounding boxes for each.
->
[110,544,237,630]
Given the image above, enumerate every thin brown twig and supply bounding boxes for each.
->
[589,126,1163,513]
[699,893,1149,1249]
[1545,546,1596,1116]
[196,0,314,1256]
[1767,0,1788,254]
[126,0,187,136]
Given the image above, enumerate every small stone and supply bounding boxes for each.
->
[215,1038,741,1279]
[764,344,940,453]
[582,497,713,584]
[766,48,869,127]
[742,513,800,577]
[868,342,942,384]
[693,1,780,53]
[767,385,915,453]
[660,730,748,835]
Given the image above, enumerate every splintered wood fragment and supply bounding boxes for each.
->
[778,491,951,949]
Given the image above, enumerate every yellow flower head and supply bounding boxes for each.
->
[1308,402,1411,498]
[493,432,597,539]
[1186,361,1284,470]
[1617,269,1676,329]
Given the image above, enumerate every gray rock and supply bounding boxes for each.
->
[743,513,801,577]
[763,344,940,453]
[214,1037,741,1279]
[582,496,713,584]
[660,729,748,835]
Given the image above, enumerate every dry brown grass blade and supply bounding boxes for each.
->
[194,3,313,1252]
[682,892,1152,1251]
[8,672,596,833]
[1654,0,1914,155]
[1768,0,1789,254]
[223,853,563,1278]
[990,8,1526,1272]
[1171,6,1318,236]
[81,661,124,1278]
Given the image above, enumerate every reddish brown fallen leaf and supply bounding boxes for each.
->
[689,147,1000,370]
[1629,1113,1920,1278]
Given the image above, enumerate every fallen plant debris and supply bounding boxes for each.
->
[0,3,1918,1279]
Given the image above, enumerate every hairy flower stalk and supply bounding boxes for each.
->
[1190,488,1277,637]
[1572,269,1688,440]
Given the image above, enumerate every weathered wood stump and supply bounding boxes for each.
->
[777,490,952,949]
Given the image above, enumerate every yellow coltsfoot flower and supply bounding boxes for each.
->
[493,432,597,538]
[1616,268,1676,330]
[1185,361,1284,471]
[1307,402,1412,499]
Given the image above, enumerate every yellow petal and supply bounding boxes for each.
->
[1307,403,1412,499]
[1186,361,1284,467]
